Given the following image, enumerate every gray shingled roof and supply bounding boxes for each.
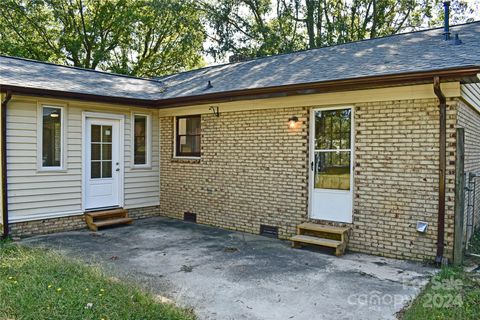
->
[0,56,165,100]
[159,21,480,99]
[1,21,479,102]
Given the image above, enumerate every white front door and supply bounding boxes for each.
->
[310,107,353,223]
[84,117,121,210]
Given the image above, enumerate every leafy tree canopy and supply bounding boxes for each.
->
[0,0,478,74]
[0,0,206,77]
[201,0,478,62]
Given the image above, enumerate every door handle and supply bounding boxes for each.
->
[116,168,120,172]
[311,161,314,171]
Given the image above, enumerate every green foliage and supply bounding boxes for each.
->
[0,0,206,77]
[202,0,478,61]
[0,242,195,320]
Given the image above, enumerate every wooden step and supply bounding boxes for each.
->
[297,223,349,235]
[290,235,342,248]
[291,223,350,256]
[85,208,128,220]
[87,217,133,232]
[84,208,132,231]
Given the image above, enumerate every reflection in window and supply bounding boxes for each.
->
[42,106,62,167]
[315,109,351,150]
[176,115,201,157]
[314,108,351,190]
[134,115,147,165]
[314,152,351,190]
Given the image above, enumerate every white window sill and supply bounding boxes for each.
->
[130,165,152,170]
[37,168,67,173]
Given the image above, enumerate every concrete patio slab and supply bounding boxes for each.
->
[22,217,434,320]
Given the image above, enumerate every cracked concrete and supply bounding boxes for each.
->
[22,217,434,320]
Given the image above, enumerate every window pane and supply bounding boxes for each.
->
[134,115,147,165]
[102,126,112,143]
[134,137,146,164]
[179,136,189,153]
[178,118,186,135]
[42,107,62,167]
[315,109,351,150]
[102,143,112,160]
[91,125,101,142]
[187,117,201,135]
[314,151,350,190]
[176,115,201,156]
[91,161,101,179]
[102,161,112,178]
[91,143,101,161]
[188,135,200,153]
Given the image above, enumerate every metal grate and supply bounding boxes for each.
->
[184,212,197,223]
[466,172,479,251]
[260,225,278,238]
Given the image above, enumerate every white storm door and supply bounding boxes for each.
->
[84,118,121,210]
[310,107,353,223]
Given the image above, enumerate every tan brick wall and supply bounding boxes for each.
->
[10,215,86,237]
[159,99,457,262]
[351,98,457,261]
[159,108,309,238]
[457,101,480,238]
[9,205,160,237]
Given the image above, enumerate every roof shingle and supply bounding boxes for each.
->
[1,21,479,102]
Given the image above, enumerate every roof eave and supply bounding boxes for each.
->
[0,84,157,108]
[155,66,480,108]
[1,66,479,108]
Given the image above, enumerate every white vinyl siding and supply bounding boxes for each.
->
[461,83,480,113]
[6,97,159,222]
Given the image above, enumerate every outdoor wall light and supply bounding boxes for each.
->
[288,116,299,128]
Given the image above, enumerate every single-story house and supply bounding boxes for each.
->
[1,19,479,263]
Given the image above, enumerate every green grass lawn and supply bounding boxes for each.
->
[401,267,480,320]
[401,229,480,320]
[0,241,195,320]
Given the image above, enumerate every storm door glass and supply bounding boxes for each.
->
[314,109,351,190]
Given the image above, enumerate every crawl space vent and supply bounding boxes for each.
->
[260,225,278,238]
[184,212,197,223]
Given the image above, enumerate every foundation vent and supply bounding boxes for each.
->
[260,225,278,238]
[184,212,197,223]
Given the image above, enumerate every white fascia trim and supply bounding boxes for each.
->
[9,210,84,223]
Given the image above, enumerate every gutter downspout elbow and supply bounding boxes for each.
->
[433,77,446,265]
[1,91,12,240]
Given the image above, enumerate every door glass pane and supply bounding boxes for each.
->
[102,126,112,142]
[91,125,101,142]
[90,124,114,179]
[102,161,112,178]
[91,144,101,160]
[315,109,351,150]
[314,151,351,190]
[102,144,112,160]
[91,161,101,179]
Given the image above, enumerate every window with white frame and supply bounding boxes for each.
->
[40,105,64,169]
[132,113,151,166]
